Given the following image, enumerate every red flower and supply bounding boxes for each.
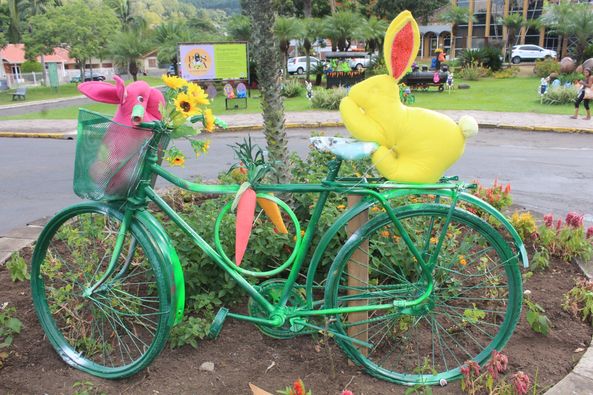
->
[543,213,554,228]
[504,183,511,194]
[486,350,508,379]
[556,219,563,230]
[512,371,531,395]
[341,391,354,395]
[587,226,593,239]
[293,379,305,395]
[566,212,584,228]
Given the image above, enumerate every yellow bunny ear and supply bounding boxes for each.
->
[383,10,420,82]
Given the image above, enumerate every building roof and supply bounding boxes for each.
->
[0,44,76,64]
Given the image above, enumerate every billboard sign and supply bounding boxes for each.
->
[178,42,248,81]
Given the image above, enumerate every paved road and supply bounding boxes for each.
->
[0,127,592,235]
[0,96,94,117]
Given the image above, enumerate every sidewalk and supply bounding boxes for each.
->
[1,110,593,138]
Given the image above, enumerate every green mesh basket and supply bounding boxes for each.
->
[73,109,155,201]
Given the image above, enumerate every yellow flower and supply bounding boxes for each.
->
[381,230,390,238]
[170,156,185,167]
[203,108,215,132]
[458,255,467,266]
[174,93,199,117]
[337,204,346,210]
[430,237,438,244]
[162,74,188,90]
[187,83,210,105]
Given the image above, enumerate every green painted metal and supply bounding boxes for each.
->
[208,307,229,339]
[30,202,173,378]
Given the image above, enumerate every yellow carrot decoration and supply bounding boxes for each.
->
[257,196,288,234]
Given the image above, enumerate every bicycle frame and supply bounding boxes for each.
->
[98,128,528,339]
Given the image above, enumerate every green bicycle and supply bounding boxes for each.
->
[31,109,527,386]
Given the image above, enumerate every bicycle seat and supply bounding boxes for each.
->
[310,136,378,161]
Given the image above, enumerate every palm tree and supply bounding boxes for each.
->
[109,27,153,81]
[323,10,362,52]
[154,22,195,75]
[357,16,388,56]
[566,2,593,64]
[245,0,290,183]
[498,13,525,63]
[227,15,252,41]
[274,17,303,77]
[540,0,575,59]
[440,5,475,59]
[299,18,322,81]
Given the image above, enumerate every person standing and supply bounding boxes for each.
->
[572,67,593,120]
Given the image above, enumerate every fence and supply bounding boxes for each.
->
[0,68,115,89]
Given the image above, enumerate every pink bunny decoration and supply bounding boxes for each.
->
[78,76,165,197]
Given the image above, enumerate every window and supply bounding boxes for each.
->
[148,58,157,68]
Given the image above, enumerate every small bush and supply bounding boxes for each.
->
[21,60,43,73]
[534,58,560,78]
[281,79,305,98]
[542,86,578,105]
[480,46,503,71]
[366,58,387,77]
[559,71,584,85]
[492,66,519,79]
[458,64,486,81]
[311,87,348,110]
[460,49,483,67]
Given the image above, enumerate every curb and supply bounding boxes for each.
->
[0,131,75,139]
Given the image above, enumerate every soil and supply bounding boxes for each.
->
[0,248,591,395]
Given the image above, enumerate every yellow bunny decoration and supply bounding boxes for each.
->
[340,11,478,183]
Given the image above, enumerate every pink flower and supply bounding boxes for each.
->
[587,226,593,239]
[556,219,563,230]
[486,350,508,379]
[543,213,554,228]
[566,212,584,228]
[504,183,511,194]
[341,391,354,395]
[512,371,531,395]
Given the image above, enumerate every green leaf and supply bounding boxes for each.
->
[6,318,22,334]
[171,124,196,139]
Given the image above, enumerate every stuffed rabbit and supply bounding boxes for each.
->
[78,76,165,197]
[340,11,477,183]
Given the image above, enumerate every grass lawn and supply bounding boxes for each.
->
[0,76,574,120]
[0,75,163,106]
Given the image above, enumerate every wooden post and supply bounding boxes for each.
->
[346,195,369,360]
[520,0,529,44]
[502,0,510,52]
[539,26,545,47]
[485,0,492,39]
[467,0,475,50]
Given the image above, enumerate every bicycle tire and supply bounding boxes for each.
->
[31,203,173,379]
[324,204,522,385]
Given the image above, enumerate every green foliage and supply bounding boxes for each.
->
[492,66,519,79]
[458,63,485,81]
[524,297,551,336]
[530,248,550,271]
[281,79,305,98]
[510,211,537,241]
[542,86,578,105]
[21,60,42,73]
[534,58,561,78]
[460,47,502,71]
[558,71,584,85]
[0,306,22,350]
[5,253,29,282]
[563,278,593,325]
[71,380,107,395]
[310,87,348,110]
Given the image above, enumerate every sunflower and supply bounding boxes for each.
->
[187,83,210,105]
[174,92,199,117]
[203,108,215,132]
[162,74,188,90]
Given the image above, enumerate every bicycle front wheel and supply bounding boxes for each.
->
[31,203,172,379]
[325,204,522,385]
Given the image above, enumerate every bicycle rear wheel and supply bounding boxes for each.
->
[31,203,172,379]
[325,204,522,385]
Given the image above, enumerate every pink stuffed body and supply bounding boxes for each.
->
[78,75,165,196]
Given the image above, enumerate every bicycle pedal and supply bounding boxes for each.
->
[207,307,229,339]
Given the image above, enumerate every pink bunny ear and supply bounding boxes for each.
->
[383,11,420,82]
[145,88,165,121]
[113,75,126,103]
[78,81,121,104]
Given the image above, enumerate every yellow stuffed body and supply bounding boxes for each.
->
[340,11,478,183]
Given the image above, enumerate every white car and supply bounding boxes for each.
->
[511,45,557,64]
[287,57,321,75]
[348,54,378,70]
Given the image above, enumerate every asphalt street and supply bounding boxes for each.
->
[0,127,592,235]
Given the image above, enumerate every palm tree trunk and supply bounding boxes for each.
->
[246,0,290,183]
[450,26,457,59]
[304,0,312,17]
[561,35,568,59]
[40,55,47,86]
[129,59,138,81]
[304,39,312,81]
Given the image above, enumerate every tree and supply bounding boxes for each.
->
[109,27,153,81]
[5,0,23,43]
[357,16,388,55]
[299,18,322,80]
[323,10,362,51]
[227,14,252,41]
[24,0,118,81]
[154,22,196,75]
[440,5,475,59]
[245,0,291,183]
[362,0,448,23]
[540,0,576,59]
[565,2,593,64]
[498,13,525,63]
[274,16,303,76]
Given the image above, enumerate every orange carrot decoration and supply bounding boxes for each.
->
[235,187,256,266]
[257,196,288,234]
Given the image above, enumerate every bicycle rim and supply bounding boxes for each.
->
[31,204,172,379]
[325,204,522,385]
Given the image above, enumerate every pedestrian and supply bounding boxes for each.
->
[571,67,593,120]
[438,50,446,70]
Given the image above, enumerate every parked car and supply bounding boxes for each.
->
[167,65,176,76]
[348,53,378,71]
[287,57,321,75]
[511,45,557,64]
[70,72,107,83]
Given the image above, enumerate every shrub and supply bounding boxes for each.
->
[480,46,503,71]
[311,87,348,110]
[281,78,305,98]
[541,86,578,105]
[460,49,483,67]
[534,58,560,78]
[21,60,43,73]
[366,58,387,77]
[563,278,593,325]
[559,71,584,85]
[493,66,519,79]
[458,64,484,80]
